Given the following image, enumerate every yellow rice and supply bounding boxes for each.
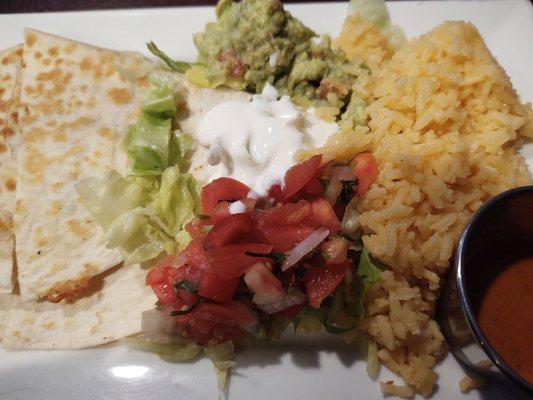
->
[322,18,533,397]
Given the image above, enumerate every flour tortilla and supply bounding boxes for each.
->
[1,263,155,350]
[0,45,22,293]
[15,30,156,302]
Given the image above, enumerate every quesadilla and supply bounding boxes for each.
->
[15,29,154,302]
[0,31,162,349]
[0,45,22,294]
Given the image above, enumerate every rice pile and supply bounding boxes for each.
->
[319,19,533,397]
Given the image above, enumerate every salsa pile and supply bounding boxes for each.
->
[146,153,379,346]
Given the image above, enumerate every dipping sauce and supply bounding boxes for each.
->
[478,256,533,383]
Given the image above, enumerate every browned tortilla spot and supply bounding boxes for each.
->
[107,87,132,105]
[0,143,6,153]
[66,219,91,238]
[34,51,42,59]
[5,178,16,191]
[45,277,91,303]
[26,32,37,47]
[48,46,59,57]
[79,57,92,71]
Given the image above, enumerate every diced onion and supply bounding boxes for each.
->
[141,309,176,343]
[282,227,329,271]
[331,165,355,182]
[257,292,306,314]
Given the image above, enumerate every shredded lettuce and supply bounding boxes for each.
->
[77,76,199,264]
[147,41,195,74]
[125,76,178,176]
[348,0,405,48]
[349,248,385,318]
[124,337,202,362]
[204,341,236,399]
[152,167,199,234]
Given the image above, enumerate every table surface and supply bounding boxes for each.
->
[1,0,366,14]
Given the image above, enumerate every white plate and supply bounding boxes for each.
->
[0,1,532,399]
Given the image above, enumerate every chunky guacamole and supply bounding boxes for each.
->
[193,0,361,117]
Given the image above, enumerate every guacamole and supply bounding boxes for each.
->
[192,0,360,115]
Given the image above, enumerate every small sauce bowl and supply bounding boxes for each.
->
[439,185,533,395]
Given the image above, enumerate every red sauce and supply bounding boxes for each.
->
[478,257,533,383]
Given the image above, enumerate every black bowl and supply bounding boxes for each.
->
[439,185,533,395]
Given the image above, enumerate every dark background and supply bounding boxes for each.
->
[0,0,406,14]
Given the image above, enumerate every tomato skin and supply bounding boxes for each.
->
[304,177,324,197]
[184,240,211,272]
[178,300,258,345]
[282,155,322,200]
[255,200,311,229]
[261,225,315,252]
[353,153,378,196]
[208,201,231,224]
[304,262,348,308]
[321,238,349,265]
[198,272,240,303]
[204,213,254,248]
[201,177,250,215]
[207,243,274,278]
[185,219,208,241]
[146,262,201,309]
[305,198,342,234]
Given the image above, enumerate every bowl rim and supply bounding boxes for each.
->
[455,184,533,393]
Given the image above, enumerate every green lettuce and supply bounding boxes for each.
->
[348,0,405,48]
[204,341,236,399]
[147,41,195,74]
[152,166,200,235]
[76,76,199,264]
[125,76,179,176]
[349,248,385,318]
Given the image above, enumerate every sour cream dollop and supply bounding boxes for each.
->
[196,84,337,196]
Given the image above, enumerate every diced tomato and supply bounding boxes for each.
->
[184,240,211,272]
[353,153,378,196]
[177,300,258,344]
[244,262,285,305]
[185,219,208,241]
[255,200,311,229]
[207,243,274,278]
[268,183,283,202]
[146,262,201,310]
[304,177,323,197]
[304,262,349,308]
[321,238,349,264]
[282,155,322,200]
[261,225,316,252]
[204,213,254,248]
[198,272,240,303]
[304,198,342,234]
[201,177,250,215]
[209,201,231,224]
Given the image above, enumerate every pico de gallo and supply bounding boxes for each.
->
[145,153,381,347]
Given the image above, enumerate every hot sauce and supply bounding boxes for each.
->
[478,257,533,383]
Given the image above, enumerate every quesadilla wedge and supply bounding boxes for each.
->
[15,29,155,302]
[0,45,22,294]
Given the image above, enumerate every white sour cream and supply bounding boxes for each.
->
[196,84,337,196]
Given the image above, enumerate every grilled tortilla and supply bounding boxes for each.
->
[14,30,156,302]
[0,45,22,294]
